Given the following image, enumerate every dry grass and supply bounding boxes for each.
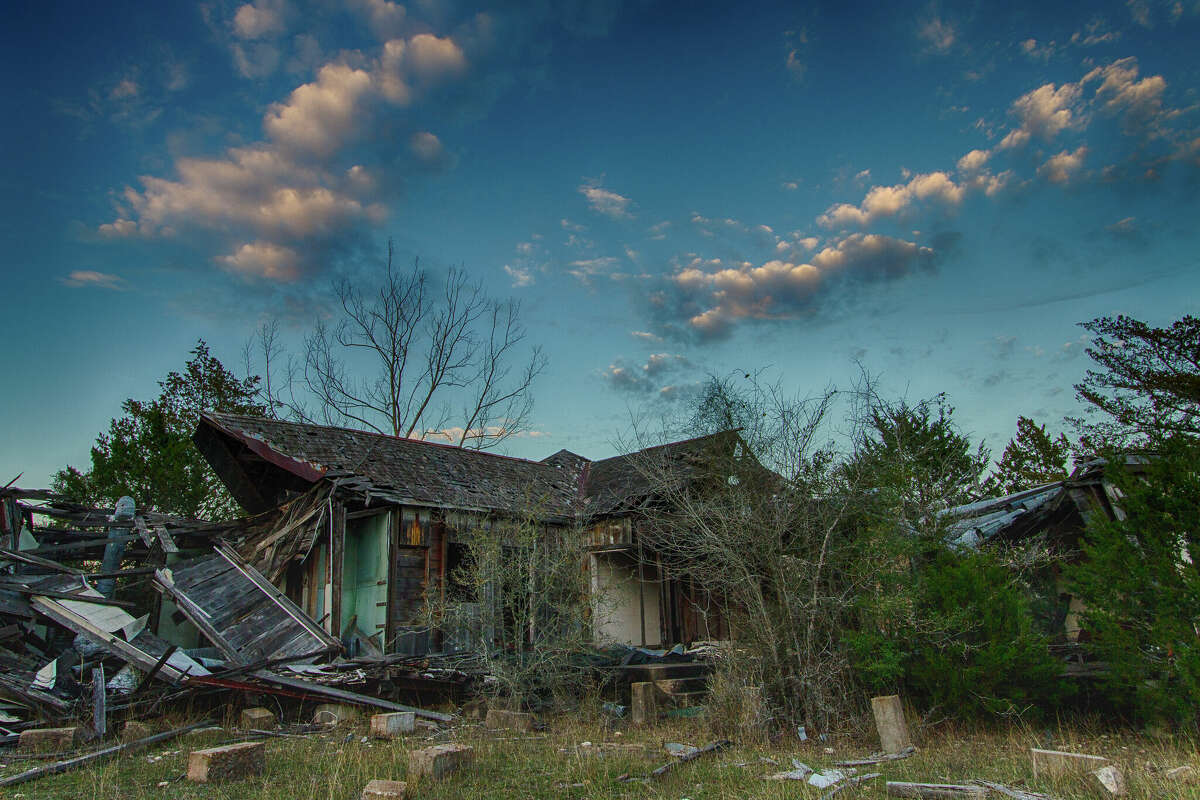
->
[2,707,1198,799]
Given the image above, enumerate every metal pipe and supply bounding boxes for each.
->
[96,496,134,598]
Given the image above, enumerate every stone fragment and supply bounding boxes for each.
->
[484,709,535,732]
[1030,748,1108,778]
[407,743,474,780]
[631,682,657,727]
[240,707,277,730]
[363,779,407,799]
[370,711,416,738]
[1091,765,1126,796]
[871,695,913,755]
[186,740,266,783]
[18,727,81,752]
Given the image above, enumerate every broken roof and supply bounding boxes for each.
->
[196,412,739,520]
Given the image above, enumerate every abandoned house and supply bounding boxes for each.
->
[193,413,743,655]
[940,454,1151,659]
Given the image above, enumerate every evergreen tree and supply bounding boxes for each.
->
[1067,439,1200,724]
[54,340,264,520]
[985,416,1071,495]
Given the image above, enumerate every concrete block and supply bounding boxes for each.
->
[363,779,407,799]
[484,709,535,732]
[122,721,151,742]
[18,726,81,752]
[313,703,357,725]
[1030,748,1108,779]
[1166,765,1198,784]
[240,707,277,730]
[187,740,266,783]
[408,743,474,780]
[460,698,486,721]
[631,682,657,726]
[1091,765,1126,796]
[871,695,913,755]
[370,711,416,739]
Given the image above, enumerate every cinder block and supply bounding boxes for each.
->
[122,721,151,742]
[363,779,407,799]
[407,743,474,780]
[631,682,656,727]
[370,711,416,738]
[187,740,266,783]
[240,707,277,730]
[313,703,357,725]
[1030,748,1109,778]
[871,695,913,754]
[484,709,535,732]
[18,727,81,752]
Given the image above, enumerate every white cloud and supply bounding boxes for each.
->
[602,352,690,393]
[1084,57,1168,135]
[568,256,620,285]
[818,170,965,228]
[504,264,534,287]
[1038,146,1088,183]
[1002,81,1083,146]
[62,270,125,290]
[264,63,373,157]
[579,183,633,219]
[98,218,137,237]
[409,131,445,163]
[217,241,302,281]
[233,1,286,39]
[956,149,990,173]
[918,15,957,53]
[351,0,407,40]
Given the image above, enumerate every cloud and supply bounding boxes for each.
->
[1019,38,1055,62]
[784,28,807,80]
[579,182,633,219]
[233,1,286,39]
[631,330,661,343]
[504,264,534,287]
[217,241,303,281]
[351,0,408,40]
[61,270,126,290]
[409,130,448,166]
[661,233,938,339]
[602,352,690,393]
[1038,146,1088,183]
[567,256,620,286]
[1085,57,1168,135]
[918,14,957,53]
[1000,81,1083,148]
[264,63,374,157]
[818,170,965,228]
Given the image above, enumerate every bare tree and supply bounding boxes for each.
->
[253,243,546,448]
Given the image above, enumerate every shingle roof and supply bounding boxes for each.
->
[199,413,736,521]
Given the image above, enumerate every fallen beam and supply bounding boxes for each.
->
[650,739,731,778]
[821,772,883,799]
[836,745,916,767]
[0,720,212,788]
[887,782,985,798]
[250,671,452,722]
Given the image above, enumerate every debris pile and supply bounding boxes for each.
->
[0,486,454,762]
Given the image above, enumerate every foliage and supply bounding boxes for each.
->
[985,416,1071,495]
[842,393,990,529]
[1067,438,1200,725]
[426,505,597,710]
[906,548,1064,718]
[253,244,546,449]
[53,340,263,520]
[1071,314,1200,450]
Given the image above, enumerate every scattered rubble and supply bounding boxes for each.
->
[186,740,266,783]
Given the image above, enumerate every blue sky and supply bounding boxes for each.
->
[3,0,1199,487]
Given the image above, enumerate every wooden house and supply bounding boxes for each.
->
[194,413,741,654]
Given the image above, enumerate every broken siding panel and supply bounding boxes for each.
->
[154,548,339,665]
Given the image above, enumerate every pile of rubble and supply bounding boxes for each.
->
[0,486,461,785]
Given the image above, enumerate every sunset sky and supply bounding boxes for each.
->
[3,0,1199,487]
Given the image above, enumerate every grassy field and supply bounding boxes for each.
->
[2,706,1198,799]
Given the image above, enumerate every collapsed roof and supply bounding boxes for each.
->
[195,412,741,520]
